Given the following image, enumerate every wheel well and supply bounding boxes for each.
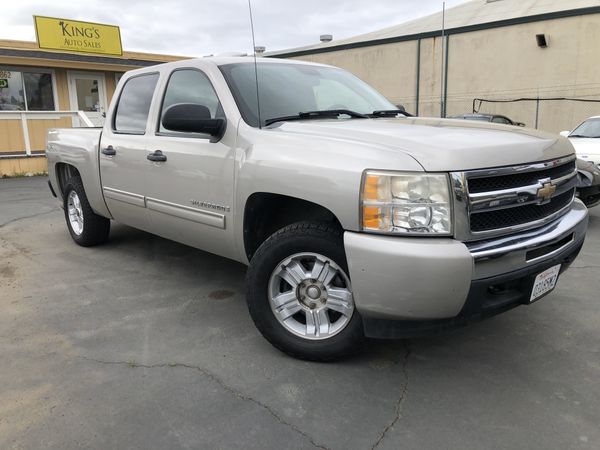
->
[55,163,81,199]
[243,193,343,261]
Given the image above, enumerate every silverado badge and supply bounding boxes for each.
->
[190,199,231,212]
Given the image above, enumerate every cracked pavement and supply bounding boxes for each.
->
[1,177,599,450]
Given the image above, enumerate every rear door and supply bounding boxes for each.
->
[99,72,159,232]
[144,68,237,259]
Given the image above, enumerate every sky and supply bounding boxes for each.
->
[1,0,471,56]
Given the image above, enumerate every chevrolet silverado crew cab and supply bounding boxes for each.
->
[46,57,588,361]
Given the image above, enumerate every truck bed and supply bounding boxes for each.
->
[46,127,110,218]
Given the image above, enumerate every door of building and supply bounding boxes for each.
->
[67,71,107,126]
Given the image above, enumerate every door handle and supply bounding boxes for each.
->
[101,145,116,156]
[147,150,167,162]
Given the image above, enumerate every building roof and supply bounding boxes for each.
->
[269,0,600,57]
[0,39,190,71]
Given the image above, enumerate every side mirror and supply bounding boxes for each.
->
[395,104,406,112]
[559,131,570,137]
[161,103,226,141]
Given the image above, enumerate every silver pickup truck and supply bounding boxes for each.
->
[47,57,588,361]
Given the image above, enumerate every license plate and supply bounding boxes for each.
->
[529,264,561,303]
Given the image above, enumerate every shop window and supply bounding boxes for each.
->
[24,73,55,111]
[0,68,56,111]
[75,78,100,112]
[0,70,25,111]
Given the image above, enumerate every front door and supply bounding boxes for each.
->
[144,68,237,260]
[68,71,107,126]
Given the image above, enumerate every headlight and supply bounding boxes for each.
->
[361,171,452,235]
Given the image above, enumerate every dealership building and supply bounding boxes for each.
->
[0,18,185,177]
[270,0,600,134]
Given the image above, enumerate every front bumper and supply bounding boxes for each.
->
[344,199,589,335]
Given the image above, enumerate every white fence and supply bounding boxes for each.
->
[0,110,95,156]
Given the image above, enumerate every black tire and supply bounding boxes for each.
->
[246,222,365,361]
[63,176,110,247]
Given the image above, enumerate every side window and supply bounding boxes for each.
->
[159,69,223,133]
[113,73,159,134]
[492,116,511,124]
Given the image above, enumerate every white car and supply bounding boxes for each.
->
[561,116,600,168]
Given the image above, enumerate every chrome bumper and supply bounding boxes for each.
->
[344,200,588,320]
[467,199,588,279]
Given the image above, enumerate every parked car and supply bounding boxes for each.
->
[576,158,600,208]
[46,58,588,361]
[561,116,600,168]
[449,113,525,127]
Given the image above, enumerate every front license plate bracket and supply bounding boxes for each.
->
[529,264,561,303]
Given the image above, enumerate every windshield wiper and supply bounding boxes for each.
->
[368,109,413,118]
[568,134,598,138]
[264,109,368,126]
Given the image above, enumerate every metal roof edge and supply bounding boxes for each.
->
[0,47,167,67]
[268,5,600,58]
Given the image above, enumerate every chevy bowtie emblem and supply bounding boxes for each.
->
[536,181,556,202]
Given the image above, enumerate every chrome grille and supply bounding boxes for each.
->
[451,155,578,241]
[470,189,574,232]
[468,160,576,193]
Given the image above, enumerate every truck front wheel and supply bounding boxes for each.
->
[246,222,364,361]
[63,176,110,247]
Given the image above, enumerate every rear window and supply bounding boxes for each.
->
[113,73,159,134]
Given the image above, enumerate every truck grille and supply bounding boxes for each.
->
[452,156,578,240]
[468,160,576,194]
[470,188,574,232]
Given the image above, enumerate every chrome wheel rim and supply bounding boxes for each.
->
[268,252,355,340]
[67,191,84,236]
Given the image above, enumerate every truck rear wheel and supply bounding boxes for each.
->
[246,222,364,361]
[63,176,110,247]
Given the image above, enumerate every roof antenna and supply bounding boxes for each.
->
[247,0,262,129]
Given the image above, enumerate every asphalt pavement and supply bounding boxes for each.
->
[1,176,599,450]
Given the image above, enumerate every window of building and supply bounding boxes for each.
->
[113,73,159,134]
[159,69,222,134]
[0,68,56,111]
[24,73,55,111]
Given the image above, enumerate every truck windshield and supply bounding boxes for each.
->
[219,62,396,128]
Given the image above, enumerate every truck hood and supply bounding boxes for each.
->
[269,117,573,171]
